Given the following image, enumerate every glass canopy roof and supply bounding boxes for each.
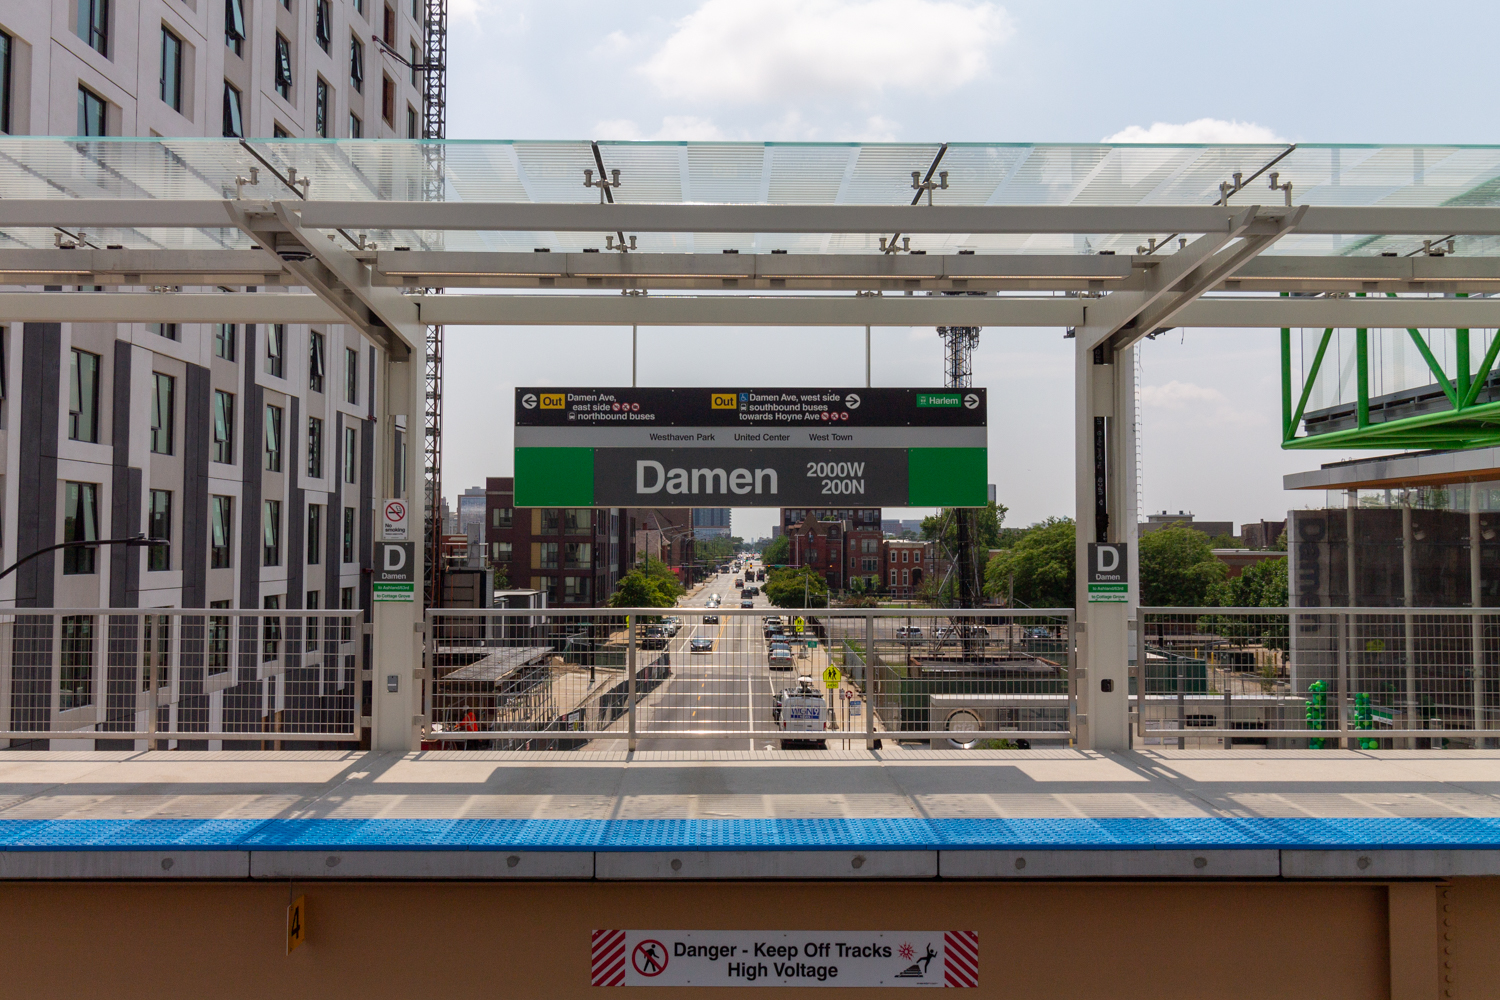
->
[4,137,1500,256]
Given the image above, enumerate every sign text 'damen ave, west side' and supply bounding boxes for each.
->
[515,388,987,508]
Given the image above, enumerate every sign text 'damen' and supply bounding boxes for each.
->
[515,388,986,508]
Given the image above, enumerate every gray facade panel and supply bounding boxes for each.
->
[181,364,211,608]
[16,323,60,608]
[110,341,139,607]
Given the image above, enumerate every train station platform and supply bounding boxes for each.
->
[5,749,1499,999]
[3,747,1500,880]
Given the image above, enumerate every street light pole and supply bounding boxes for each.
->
[0,535,164,584]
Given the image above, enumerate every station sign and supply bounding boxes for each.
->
[1086,543,1128,603]
[514,388,986,508]
[374,542,415,602]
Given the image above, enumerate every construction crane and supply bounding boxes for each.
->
[937,326,982,610]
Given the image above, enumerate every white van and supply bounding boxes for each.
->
[776,678,828,749]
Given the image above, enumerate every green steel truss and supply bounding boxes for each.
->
[1281,293,1500,450]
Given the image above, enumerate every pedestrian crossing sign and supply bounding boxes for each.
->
[823,665,841,689]
[794,617,805,633]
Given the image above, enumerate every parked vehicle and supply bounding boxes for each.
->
[896,626,923,639]
[775,677,827,748]
[768,643,794,669]
[640,627,668,651]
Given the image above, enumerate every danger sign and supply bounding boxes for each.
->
[383,499,408,540]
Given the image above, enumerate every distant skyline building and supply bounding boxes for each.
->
[693,508,732,539]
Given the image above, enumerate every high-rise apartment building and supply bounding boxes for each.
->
[692,507,731,539]
[0,0,427,743]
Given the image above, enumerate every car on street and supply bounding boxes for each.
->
[640,627,668,650]
[775,677,827,748]
[703,614,720,624]
[662,617,682,636]
[768,643,794,669]
[1024,626,1051,639]
[765,628,787,644]
[895,626,923,639]
[740,599,754,609]
[733,579,742,588]
[689,637,714,653]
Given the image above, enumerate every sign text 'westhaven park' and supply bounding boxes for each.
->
[514,388,986,508]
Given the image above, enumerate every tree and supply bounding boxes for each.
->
[921,501,1008,553]
[608,569,678,609]
[983,517,1076,608]
[762,534,791,566]
[1139,526,1227,606]
[1208,556,1288,608]
[765,566,828,608]
[638,556,685,601]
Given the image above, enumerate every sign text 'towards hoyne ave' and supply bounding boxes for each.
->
[514,388,986,508]
[590,930,978,987]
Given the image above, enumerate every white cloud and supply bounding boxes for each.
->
[1141,379,1264,427]
[1102,118,1287,144]
[593,116,728,140]
[640,0,1013,104]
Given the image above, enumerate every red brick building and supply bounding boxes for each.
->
[882,539,936,599]
[484,478,625,607]
[782,508,884,592]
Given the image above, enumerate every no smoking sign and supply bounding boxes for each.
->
[382,499,408,540]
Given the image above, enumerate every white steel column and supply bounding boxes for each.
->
[370,338,427,752]
[1074,339,1133,751]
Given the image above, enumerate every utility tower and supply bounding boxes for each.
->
[421,0,448,606]
[937,326,982,609]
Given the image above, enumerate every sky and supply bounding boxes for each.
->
[436,0,1500,541]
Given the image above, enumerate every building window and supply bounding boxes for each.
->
[265,323,284,377]
[350,34,363,91]
[540,508,560,532]
[344,346,359,402]
[315,0,331,51]
[151,322,179,340]
[491,541,511,563]
[264,404,282,472]
[348,111,362,137]
[274,33,293,99]
[60,616,94,710]
[901,568,910,587]
[161,27,184,112]
[409,40,419,87]
[406,105,417,139]
[214,323,236,360]
[273,123,289,138]
[210,496,233,568]
[0,31,13,134]
[212,389,234,463]
[68,348,101,443]
[492,507,512,529]
[381,75,395,125]
[78,0,109,55]
[341,586,354,609]
[307,416,323,476]
[262,499,281,565]
[63,482,99,575]
[306,589,319,609]
[564,509,591,534]
[314,78,330,137]
[222,81,243,137]
[539,542,558,570]
[308,330,325,391]
[563,577,591,604]
[564,542,591,569]
[343,426,356,483]
[307,504,322,564]
[148,489,171,571]
[150,373,174,455]
[342,506,355,562]
[225,0,245,55]
[77,86,107,137]
[383,4,395,43]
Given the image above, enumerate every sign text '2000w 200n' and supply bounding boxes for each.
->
[514,388,987,508]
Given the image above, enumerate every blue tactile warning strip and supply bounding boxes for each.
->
[4,817,1500,852]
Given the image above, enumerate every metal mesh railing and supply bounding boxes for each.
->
[424,606,1073,750]
[1138,607,1498,747]
[0,608,363,744]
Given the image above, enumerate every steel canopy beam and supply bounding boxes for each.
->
[0,292,339,323]
[11,291,1500,328]
[11,200,1500,236]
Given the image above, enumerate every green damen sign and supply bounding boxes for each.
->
[1086,543,1129,604]
[514,387,987,508]
[374,542,415,602]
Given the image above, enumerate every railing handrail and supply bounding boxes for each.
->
[1139,606,1496,615]
[0,607,364,617]
[427,606,1074,618]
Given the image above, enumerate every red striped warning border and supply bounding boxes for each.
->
[592,929,627,986]
[944,931,979,987]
